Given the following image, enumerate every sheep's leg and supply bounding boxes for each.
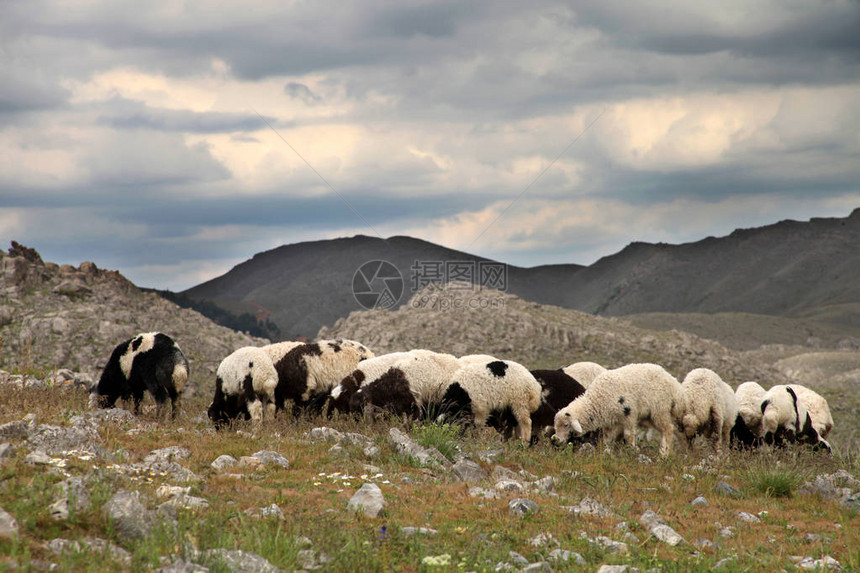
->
[247,399,264,428]
[623,419,637,449]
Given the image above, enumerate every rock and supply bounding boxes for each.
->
[691,496,708,507]
[492,466,521,482]
[305,427,345,443]
[638,454,653,465]
[0,443,14,462]
[161,494,210,511]
[0,421,30,440]
[145,446,191,464]
[737,511,760,523]
[27,420,105,458]
[529,476,555,494]
[156,485,192,500]
[197,548,284,573]
[401,527,438,536]
[47,537,132,565]
[452,459,488,483]
[508,551,529,566]
[295,549,331,570]
[529,533,559,548]
[478,449,503,463]
[142,461,201,482]
[589,536,629,554]
[388,428,450,468]
[468,487,500,499]
[364,445,381,458]
[714,557,736,569]
[650,524,685,546]
[508,498,538,516]
[25,450,53,465]
[570,498,618,519]
[495,480,525,494]
[714,481,741,498]
[719,527,734,538]
[694,538,716,550]
[259,504,285,519]
[154,558,210,573]
[547,549,586,565]
[49,498,69,521]
[0,506,19,540]
[329,443,345,458]
[797,555,841,570]
[347,483,386,517]
[238,456,263,470]
[251,450,289,469]
[520,563,552,573]
[55,477,91,511]
[101,490,155,542]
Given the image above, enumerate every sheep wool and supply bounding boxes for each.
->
[788,384,833,439]
[553,363,683,457]
[442,359,542,443]
[760,384,808,445]
[327,351,414,414]
[208,346,279,428]
[561,361,608,388]
[735,381,767,435]
[679,368,738,450]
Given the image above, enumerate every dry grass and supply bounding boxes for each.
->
[1,384,859,572]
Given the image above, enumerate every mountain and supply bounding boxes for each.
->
[180,209,860,340]
[0,242,267,394]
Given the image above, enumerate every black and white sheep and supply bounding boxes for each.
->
[207,346,279,429]
[349,350,463,419]
[552,363,684,457]
[788,384,834,440]
[561,361,607,389]
[89,332,188,418]
[678,368,738,451]
[759,384,830,452]
[326,351,414,415]
[269,339,374,415]
[488,369,586,443]
[436,359,542,444]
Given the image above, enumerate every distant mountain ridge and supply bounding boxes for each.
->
[179,209,860,339]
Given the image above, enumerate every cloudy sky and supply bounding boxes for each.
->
[2,0,859,291]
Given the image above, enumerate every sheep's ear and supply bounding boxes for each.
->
[564,412,571,417]
[760,399,770,415]
[572,419,583,434]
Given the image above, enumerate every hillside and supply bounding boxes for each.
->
[178,209,860,340]
[0,243,267,395]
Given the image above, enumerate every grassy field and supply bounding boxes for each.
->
[1,382,859,573]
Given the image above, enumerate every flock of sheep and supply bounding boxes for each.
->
[88,332,835,456]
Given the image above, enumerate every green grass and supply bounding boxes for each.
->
[0,382,857,572]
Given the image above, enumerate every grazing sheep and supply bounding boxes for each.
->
[437,359,542,443]
[730,381,767,449]
[488,369,586,442]
[269,339,374,415]
[562,361,607,388]
[760,384,810,447]
[351,350,463,419]
[89,332,188,418]
[207,346,278,429]
[326,351,414,415]
[552,363,684,457]
[788,384,833,440]
[678,368,738,451]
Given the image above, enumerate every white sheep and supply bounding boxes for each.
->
[440,359,542,443]
[735,381,767,436]
[207,346,278,428]
[678,368,738,451]
[788,384,833,440]
[562,361,607,388]
[552,363,684,457]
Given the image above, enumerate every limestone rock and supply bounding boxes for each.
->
[347,483,386,517]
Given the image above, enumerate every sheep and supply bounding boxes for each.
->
[561,361,607,388]
[436,359,542,443]
[552,363,684,457]
[730,381,767,449]
[89,332,188,419]
[350,350,463,419]
[207,346,279,429]
[759,384,828,451]
[488,369,586,443]
[678,368,738,451]
[269,338,374,416]
[788,384,833,440]
[326,351,414,415]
